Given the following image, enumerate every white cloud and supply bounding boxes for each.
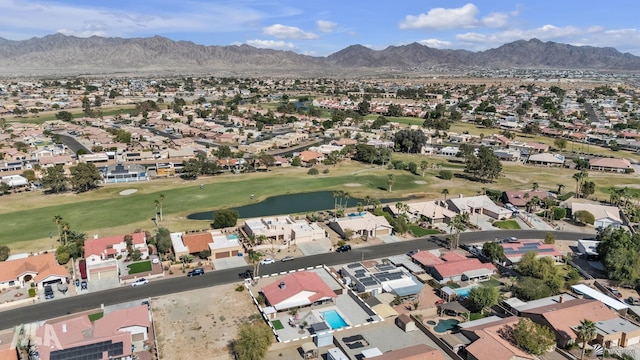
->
[400,3,514,30]
[418,39,453,48]
[262,24,318,39]
[316,20,337,33]
[246,39,295,50]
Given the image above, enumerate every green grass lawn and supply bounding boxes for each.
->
[10,105,136,125]
[409,225,441,237]
[271,320,284,330]
[493,220,521,229]
[482,278,504,287]
[127,261,152,274]
[88,312,104,322]
[469,312,487,321]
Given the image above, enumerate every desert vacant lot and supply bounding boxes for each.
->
[153,283,259,360]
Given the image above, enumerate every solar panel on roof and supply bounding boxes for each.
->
[348,263,361,269]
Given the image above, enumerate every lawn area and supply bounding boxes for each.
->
[493,220,521,230]
[409,225,441,237]
[88,312,104,322]
[483,278,504,287]
[127,261,152,274]
[271,320,284,330]
[8,105,136,125]
[469,312,487,321]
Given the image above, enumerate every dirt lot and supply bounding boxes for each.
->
[153,283,260,360]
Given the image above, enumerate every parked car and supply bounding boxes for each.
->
[152,258,160,265]
[80,281,88,290]
[131,278,149,287]
[44,285,54,300]
[142,300,150,308]
[260,258,275,265]
[627,297,640,305]
[336,245,352,253]
[281,256,295,262]
[407,250,419,257]
[187,268,205,277]
[239,269,254,279]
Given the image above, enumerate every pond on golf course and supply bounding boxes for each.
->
[186,190,415,220]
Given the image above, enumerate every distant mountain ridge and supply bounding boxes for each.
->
[0,33,638,75]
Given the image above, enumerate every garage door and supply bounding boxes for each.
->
[626,336,640,346]
[231,250,239,256]
[215,251,230,259]
[42,279,62,286]
[90,269,118,280]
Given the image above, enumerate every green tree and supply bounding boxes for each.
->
[155,227,172,254]
[393,129,427,153]
[232,322,273,360]
[387,174,395,192]
[482,241,505,263]
[248,250,263,277]
[449,213,468,249]
[41,164,68,193]
[553,207,567,220]
[468,286,499,312]
[419,160,429,177]
[544,232,555,244]
[576,319,596,360]
[199,249,211,259]
[512,318,556,355]
[438,170,453,180]
[574,210,595,225]
[131,249,142,261]
[55,111,74,122]
[581,181,595,198]
[553,138,567,150]
[69,162,101,192]
[212,209,239,229]
[0,245,10,261]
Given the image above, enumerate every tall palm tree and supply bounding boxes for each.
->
[576,319,596,360]
[449,213,467,249]
[387,174,395,192]
[61,221,70,245]
[557,183,565,195]
[248,251,263,279]
[364,195,372,211]
[158,193,165,221]
[53,215,63,241]
[441,188,449,202]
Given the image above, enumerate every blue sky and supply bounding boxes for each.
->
[1,0,639,56]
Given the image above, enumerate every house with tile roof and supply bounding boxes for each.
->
[411,250,495,284]
[170,230,243,259]
[367,344,445,360]
[34,304,151,360]
[589,157,632,173]
[500,240,563,265]
[459,316,536,360]
[502,190,556,208]
[0,253,67,290]
[261,271,337,311]
[243,216,325,247]
[570,203,622,229]
[445,195,512,220]
[519,298,622,347]
[385,201,456,224]
[84,233,148,263]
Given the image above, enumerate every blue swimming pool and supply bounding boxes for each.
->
[321,310,348,329]
[434,319,459,333]
[227,234,239,240]
[454,286,476,298]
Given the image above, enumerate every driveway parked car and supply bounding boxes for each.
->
[131,278,149,287]
[152,258,160,265]
[44,285,54,300]
[260,258,275,265]
[80,281,88,290]
[336,245,352,253]
[239,269,254,279]
[281,256,295,262]
[187,268,205,277]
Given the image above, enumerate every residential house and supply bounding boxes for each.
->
[411,250,495,284]
[340,262,423,298]
[502,190,555,208]
[500,240,563,265]
[261,271,336,311]
[170,230,243,259]
[438,146,459,157]
[385,201,455,224]
[38,155,74,168]
[34,304,152,360]
[84,233,148,263]
[458,316,536,360]
[445,195,512,220]
[589,158,632,173]
[367,344,445,360]
[570,202,622,229]
[297,150,325,165]
[527,153,565,166]
[243,216,325,247]
[1,174,29,190]
[0,253,67,289]
[329,212,393,240]
[100,163,148,183]
[519,298,637,347]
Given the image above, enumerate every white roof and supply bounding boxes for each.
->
[170,232,189,253]
[209,235,240,250]
[327,348,349,360]
[447,195,511,215]
[571,284,628,311]
[1,174,28,187]
[361,348,383,358]
[528,152,565,163]
[571,203,621,223]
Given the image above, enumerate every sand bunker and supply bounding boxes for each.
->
[414,180,428,184]
[344,183,362,187]
[119,189,138,196]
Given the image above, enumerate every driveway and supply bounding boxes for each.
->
[297,238,332,256]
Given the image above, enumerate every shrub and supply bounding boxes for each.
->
[28,288,36,297]
[235,285,245,292]
[56,252,70,265]
[307,168,319,175]
[322,168,330,174]
[438,170,453,179]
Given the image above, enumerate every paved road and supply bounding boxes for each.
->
[0,230,587,329]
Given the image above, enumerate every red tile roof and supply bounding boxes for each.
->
[411,251,444,267]
[262,271,336,310]
[463,317,535,360]
[368,344,444,360]
[589,157,631,169]
[433,258,495,278]
[0,253,66,284]
[84,233,146,258]
[93,305,150,338]
[181,232,212,253]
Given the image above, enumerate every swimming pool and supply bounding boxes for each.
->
[454,286,476,298]
[434,319,459,333]
[226,234,239,240]
[321,310,348,329]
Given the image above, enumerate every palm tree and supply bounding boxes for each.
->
[158,193,165,221]
[387,174,395,192]
[248,251,263,279]
[420,160,429,177]
[449,213,467,249]
[154,199,160,222]
[576,319,596,360]
[532,182,539,191]
[557,183,565,195]
[364,195,372,211]
[441,188,449,202]
[53,215,63,241]
[61,221,70,245]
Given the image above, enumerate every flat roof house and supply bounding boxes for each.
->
[170,231,243,259]
[100,163,148,183]
[243,216,325,246]
[445,195,512,220]
[329,212,393,240]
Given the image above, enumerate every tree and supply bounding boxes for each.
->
[248,250,263,277]
[482,241,505,263]
[512,318,556,356]
[157,194,165,222]
[554,138,567,150]
[42,164,68,193]
[0,245,10,261]
[199,249,211,259]
[55,111,73,122]
[557,183,565,195]
[449,213,468,249]
[576,319,596,360]
[182,159,201,179]
[573,170,588,198]
[131,249,142,261]
[581,181,595,198]
[212,209,239,229]
[438,170,453,180]
[441,188,449,201]
[53,215,64,242]
[69,163,101,192]
[357,99,370,116]
[387,174,395,192]
[155,227,172,254]
[544,232,555,244]
[467,286,499,312]
[232,322,273,360]
[574,210,595,225]
[419,160,429,177]
[463,145,502,182]
[553,207,567,220]
[393,129,427,153]
[532,182,539,191]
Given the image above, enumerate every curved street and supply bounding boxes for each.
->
[0,230,587,329]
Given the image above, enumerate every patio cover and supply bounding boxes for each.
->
[438,301,469,314]
[462,268,494,279]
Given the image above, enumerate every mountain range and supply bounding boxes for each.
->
[0,34,639,76]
